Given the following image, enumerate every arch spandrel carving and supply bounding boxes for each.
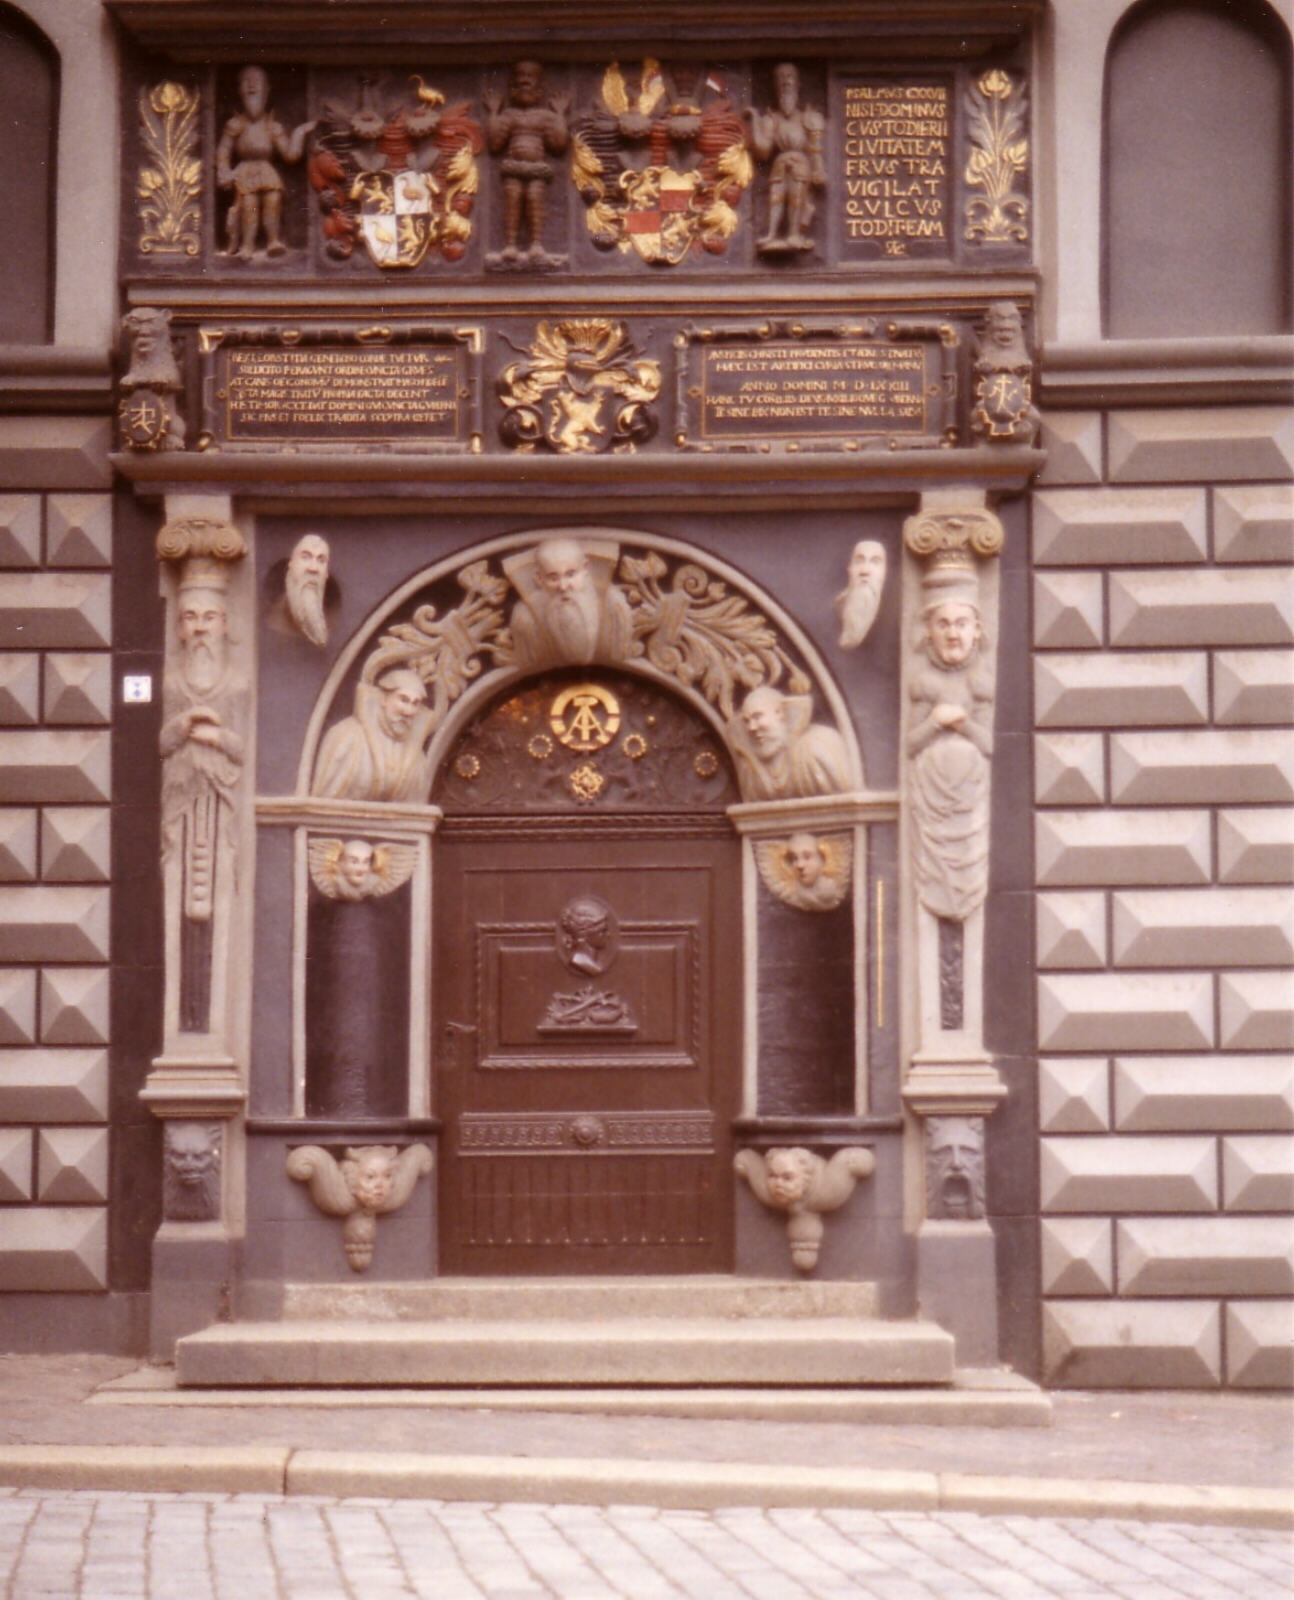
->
[296,530,865,806]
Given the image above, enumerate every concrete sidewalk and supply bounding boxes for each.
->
[0,1355,1289,1528]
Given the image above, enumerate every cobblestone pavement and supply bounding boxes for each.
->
[0,1488,1290,1600]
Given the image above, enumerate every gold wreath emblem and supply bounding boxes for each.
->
[550,684,621,752]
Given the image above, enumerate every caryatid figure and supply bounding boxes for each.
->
[746,62,826,253]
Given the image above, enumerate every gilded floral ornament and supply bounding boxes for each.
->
[137,82,202,257]
[964,69,1029,245]
[497,320,661,454]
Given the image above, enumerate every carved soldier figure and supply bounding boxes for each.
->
[217,65,316,261]
[311,668,436,803]
[160,562,249,1031]
[485,60,571,269]
[746,63,826,253]
[835,539,888,649]
[505,538,634,670]
[727,685,852,802]
[907,565,993,924]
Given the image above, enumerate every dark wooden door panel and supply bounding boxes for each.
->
[436,833,738,1274]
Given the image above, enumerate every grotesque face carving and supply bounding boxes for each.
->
[926,600,981,669]
[926,1116,985,1219]
[765,1147,815,1209]
[535,539,590,602]
[376,670,427,741]
[163,1123,221,1220]
[741,687,789,758]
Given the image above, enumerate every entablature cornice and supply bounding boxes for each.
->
[105,0,1042,62]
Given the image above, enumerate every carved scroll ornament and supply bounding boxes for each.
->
[735,1146,875,1271]
[286,1143,433,1270]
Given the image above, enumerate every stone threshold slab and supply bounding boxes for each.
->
[0,1444,1288,1530]
[92,1365,1051,1427]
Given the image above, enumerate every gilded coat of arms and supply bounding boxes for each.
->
[571,61,752,265]
[310,75,484,268]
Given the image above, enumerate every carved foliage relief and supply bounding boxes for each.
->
[312,539,854,806]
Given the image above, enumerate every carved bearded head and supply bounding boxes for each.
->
[926,1116,986,1219]
[740,686,789,758]
[176,573,230,695]
[375,669,427,741]
[284,534,331,647]
[835,539,887,648]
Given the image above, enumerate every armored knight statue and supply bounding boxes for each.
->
[484,60,571,269]
[746,62,826,254]
[217,65,316,261]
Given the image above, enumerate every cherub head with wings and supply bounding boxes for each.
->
[308,836,418,901]
[754,831,852,912]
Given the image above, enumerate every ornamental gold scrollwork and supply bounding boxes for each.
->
[964,69,1029,246]
[138,82,202,257]
[497,320,661,454]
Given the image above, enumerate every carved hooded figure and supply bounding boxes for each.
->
[311,668,436,803]
[727,686,853,802]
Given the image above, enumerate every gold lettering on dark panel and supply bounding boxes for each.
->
[838,79,951,258]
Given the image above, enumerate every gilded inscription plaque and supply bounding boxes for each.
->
[836,77,952,259]
[676,320,957,451]
[198,325,482,450]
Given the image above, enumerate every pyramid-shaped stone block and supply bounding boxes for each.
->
[0,810,36,882]
[0,1048,108,1122]
[39,966,109,1045]
[0,730,111,803]
[0,1127,32,1202]
[0,652,38,726]
[0,495,40,568]
[0,887,109,962]
[40,808,110,882]
[45,495,112,569]
[0,573,111,650]
[0,969,36,1045]
[37,1126,109,1203]
[43,653,111,726]
[0,1207,107,1291]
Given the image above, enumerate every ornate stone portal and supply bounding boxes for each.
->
[116,13,1041,1371]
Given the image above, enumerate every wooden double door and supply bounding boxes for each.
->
[433,672,741,1274]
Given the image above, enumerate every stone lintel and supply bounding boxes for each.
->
[254,796,444,834]
[727,791,898,837]
[141,1055,245,1120]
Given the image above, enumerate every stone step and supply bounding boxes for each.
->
[281,1276,880,1322]
[175,1314,957,1389]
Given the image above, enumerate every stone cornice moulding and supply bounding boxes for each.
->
[255,796,444,835]
[1040,336,1294,408]
[727,791,899,836]
[141,1054,246,1119]
[104,0,1041,57]
[902,1054,1007,1118]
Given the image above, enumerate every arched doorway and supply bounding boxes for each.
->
[431,665,742,1274]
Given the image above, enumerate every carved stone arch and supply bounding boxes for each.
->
[296,526,865,801]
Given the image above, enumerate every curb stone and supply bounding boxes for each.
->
[0,1445,1289,1528]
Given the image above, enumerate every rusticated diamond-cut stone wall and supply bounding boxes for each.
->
[1032,404,1294,1390]
[0,492,113,1292]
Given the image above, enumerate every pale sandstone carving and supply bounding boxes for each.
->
[307,837,418,900]
[162,1121,221,1221]
[286,1142,433,1271]
[907,565,993,922]
[217,65,316,261]
[835,539,887,650]
[282,533,331,646]
[925,1114,986,1220]
[311,669,435,803]
[503,538,633,669]
[754,831,852,911]
[727,686,853,801]
[735,1145,875,1271]
[160,560,250,1031]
